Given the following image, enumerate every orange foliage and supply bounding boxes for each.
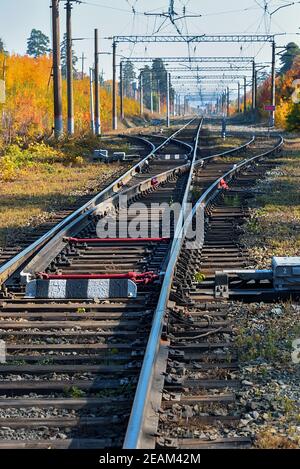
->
[0,53,140,139]
[254,56,300,128]
[231,55,300,129]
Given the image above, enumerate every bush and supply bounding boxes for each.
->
[0,155,18,180]
[0,144,33,180]
[0,142,63,181]
[27,142,62,163]
[286,103,300,131]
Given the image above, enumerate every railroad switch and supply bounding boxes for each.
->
[214,256,300,299]
[272,257,300,291]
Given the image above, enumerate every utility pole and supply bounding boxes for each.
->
[94,29,101,136]
[66,0,74,135]
[81,52,86,80]
[237,82,240,113]
[139,72,144,116]
[120,61,124,120]
[254,69,258,109]
[252,60,256,112]
[150,72,154,114]
[51,0,63,138]
[226,87,230,117]
[271,40,276,126]
[157,79,161,114]
[166,72,170,127]
[223,91,226,114]
[89,67,95,134]
[173,93,176,117]
[112,40,117,130]
[244,76,247,115]
[133,82,137,101]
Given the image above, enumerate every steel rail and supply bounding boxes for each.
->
[123,118,203,449]
[0,118,197,286]
[21,160,191,276]
[141,135,194,156]
[199,136,255,162]
[191,136,284,223]
[18,125,254,278]
[123,133,283,449]
[20,128,196,276]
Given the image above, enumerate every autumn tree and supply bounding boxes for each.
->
[152,58,174,110]
[139,65,152,109]
[152,58,168,97]
[280,42,300,75]
[27,29,50,57]
[0,54,139,138]
[60,33,78,79]
[122,60,136,98]
[0,38,5,53]
[99,70,104,86]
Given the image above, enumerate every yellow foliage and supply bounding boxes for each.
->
[0,53,140,138]
[275,98,292,128]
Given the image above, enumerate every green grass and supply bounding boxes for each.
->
[0,155,124,248]
[241,149,300,267]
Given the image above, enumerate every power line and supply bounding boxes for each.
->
[78,0,144,14]
[143,1,202,37]
[270,1,300,15]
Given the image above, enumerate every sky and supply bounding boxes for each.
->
[1,0,300,98]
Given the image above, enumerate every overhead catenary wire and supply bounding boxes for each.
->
[55,1,296,122]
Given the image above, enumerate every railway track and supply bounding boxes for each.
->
[0,118,201,448]
[0,119,284,449]
[123,132,284,450]
[0,135,155,268]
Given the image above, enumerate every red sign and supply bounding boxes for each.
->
[264,104,276,111]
